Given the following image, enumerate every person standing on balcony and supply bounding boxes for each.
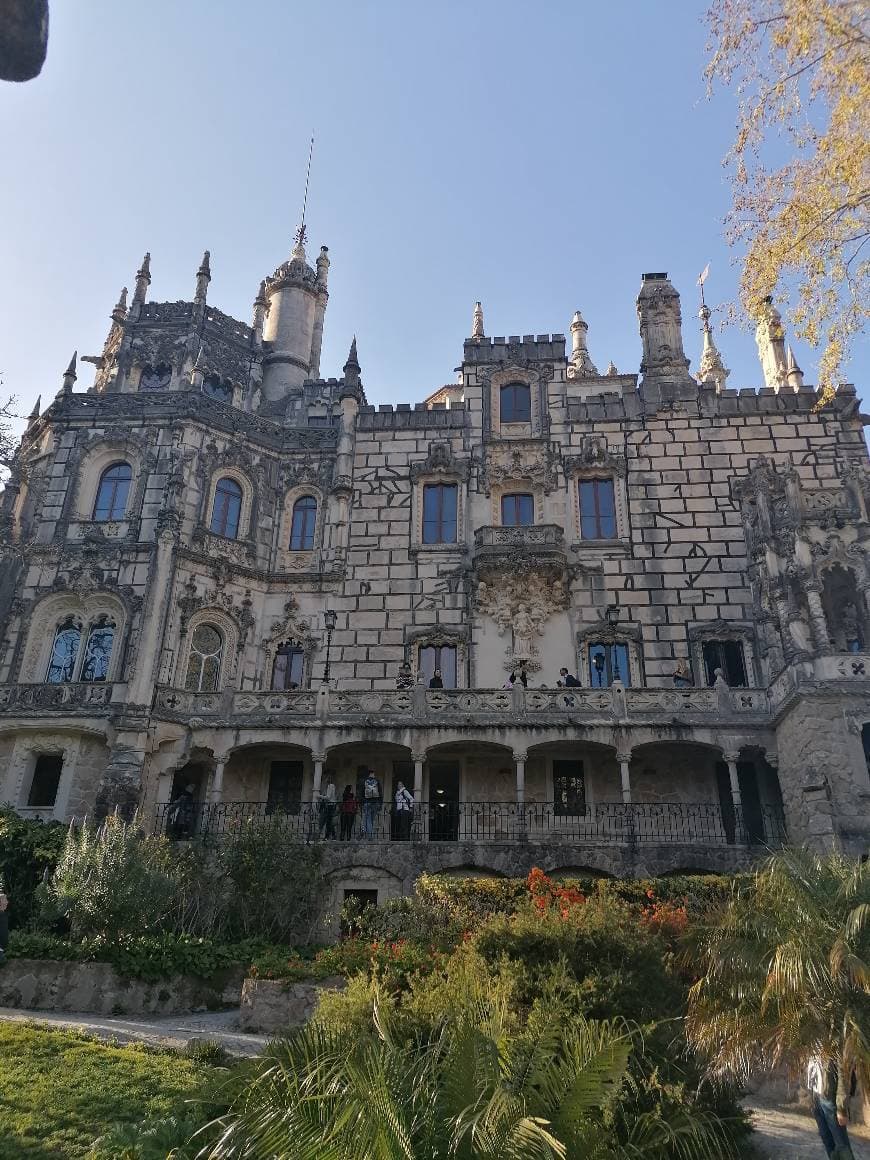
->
[318,781,337,840]
[429,669,443,689]
[503,672,517,689]
[362,770,382,839]
[559,667,581,687]
[340,785,358,840]
[394,781,414,840]
[519,668,529,688]
[673,659,692,688]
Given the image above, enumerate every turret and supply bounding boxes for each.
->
[112,287,128,324]
[309,246,330,378]
[260,228,329,401]
[343,336,361,388]
[55,352,77,401]
[569,310,598,376]
[755,296,789,391]
[636,273,691,384]
[194,250,211,305]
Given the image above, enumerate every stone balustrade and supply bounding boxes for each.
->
[0,682,123,713]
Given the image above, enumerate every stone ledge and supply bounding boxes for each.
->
[239,976,346,1034]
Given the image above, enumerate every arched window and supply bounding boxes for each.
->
[500,382,531,423]
[272,642,304,689]
[93,462,132,522]
[185,624,223,692]
[45,620,82,684]
[80,618,115,683]
[203,374,234,404]
[210,477,243,539]
[140,364,172,391]
[289,496,317,550]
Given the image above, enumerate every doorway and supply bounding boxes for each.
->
[428,762,460,841]
[267,760,304,814]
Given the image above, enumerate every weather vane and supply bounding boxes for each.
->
[294,135,315,249]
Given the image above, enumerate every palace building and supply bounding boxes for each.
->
[1,229,868,914]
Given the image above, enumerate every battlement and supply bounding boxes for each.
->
[356,402,469,430]
[463,334,567,364]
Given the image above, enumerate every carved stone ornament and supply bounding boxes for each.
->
[476,571,568,670]
[478,440,560,495]
[281,458,333,488]
[563,436,626,479]
[264,596,315,652]
[410,440,470,483]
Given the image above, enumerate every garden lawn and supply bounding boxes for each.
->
[0,1022,208,1159]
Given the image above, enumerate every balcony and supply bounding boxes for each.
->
[473,524,567,571]
[0,682,124,713]
[154,799,787,848]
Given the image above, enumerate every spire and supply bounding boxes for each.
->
[472,301,485,340]
[252,280,267,340]
[697,303,729,391]
[132,252,151,306]
[57,352,77,399]
[343,336,361,387]
[26,395,41,428]
[194,250,211,304]
[786,344,804,390]
[606,360,618,376]
[112,287,128,324]
[636,273,691,384]
[569,310,598,376]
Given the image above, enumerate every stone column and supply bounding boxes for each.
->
[722,751,742,807]
[127,527,177,707]
[617,753,632,804]
[513,751,526,806]
[311,753,326,800]
[209,754,228,804]
[412,753,425,804]
[804,581,832,653]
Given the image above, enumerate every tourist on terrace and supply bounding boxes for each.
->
[362,770,382,839]
[339,785,357,840]
[318,781,337,840]
[559,667,581,687]
[673,659,692,688]
[429,669,444,689]
[394,781,414,840]
[503,672,517,688]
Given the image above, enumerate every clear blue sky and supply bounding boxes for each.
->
[0,0,842,428]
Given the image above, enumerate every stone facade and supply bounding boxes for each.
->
[1,241,869,912]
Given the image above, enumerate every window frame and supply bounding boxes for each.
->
[92,462,133,523]
[79,618,115,683]
[422,482,458,544]
[202,374,234,404]
[185,623,224,693]
[499,381,531,424]
[702,639,748,687]
[289,495,318,551]
[500,492,535,527]
[272,642,305,690]
[45,620,82,684]
[588,641,631,688]
[578,477,617,540]
[418,644,458,688]
[210,477,244,540]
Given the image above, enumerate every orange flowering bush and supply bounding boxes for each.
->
[526,867,586,919]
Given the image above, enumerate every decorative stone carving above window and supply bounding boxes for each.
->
[476,571,569,674]
[478,440,560,496]
[409,441,470,483]
[563,436,626,480]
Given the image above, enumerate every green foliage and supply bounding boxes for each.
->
[687,847,870,1096]
[33,812,322,946]
[0,806,66,929]
[0,1022,214,1159]
[204,962,743,1160]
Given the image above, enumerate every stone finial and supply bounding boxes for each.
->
[569,310,599,376]
[343,336,361,387]
[112,286,128,324]
[316,245,330,289]
[636,272,691,382]
[606,360,618,376]
[697,304,730,392]
[132,252,151,306]
[26,395,41,427]
[291,223,307,263]
[191,345,204,389]
[56,352,77,400]
[252,280,267,337]
[194,250,211,304]
[472,301,485,340]
[754,295,789,391]
[786,345,804,390]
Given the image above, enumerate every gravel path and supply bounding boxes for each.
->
[0,1005,268,1056]
[747,1099,870,1159]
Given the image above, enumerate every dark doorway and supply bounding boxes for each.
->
[429,762,460,841]
[553,760,585,815]
[167,763,205,838]
[267,760,304,814]
[715,759,765,844]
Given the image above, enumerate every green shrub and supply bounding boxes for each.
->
[0,807,66,928]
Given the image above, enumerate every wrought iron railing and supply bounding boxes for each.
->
[154,800,787,847]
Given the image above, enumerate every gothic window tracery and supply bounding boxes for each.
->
[185,624,223,692]
[210,477,243,539]
[289,495,317,551]
[80,618,115,683]
[93,462,132,522]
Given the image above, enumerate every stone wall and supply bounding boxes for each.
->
[238,976,345,1034]
[0,959,244,1016]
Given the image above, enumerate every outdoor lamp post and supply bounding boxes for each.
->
[323,609,337,683]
